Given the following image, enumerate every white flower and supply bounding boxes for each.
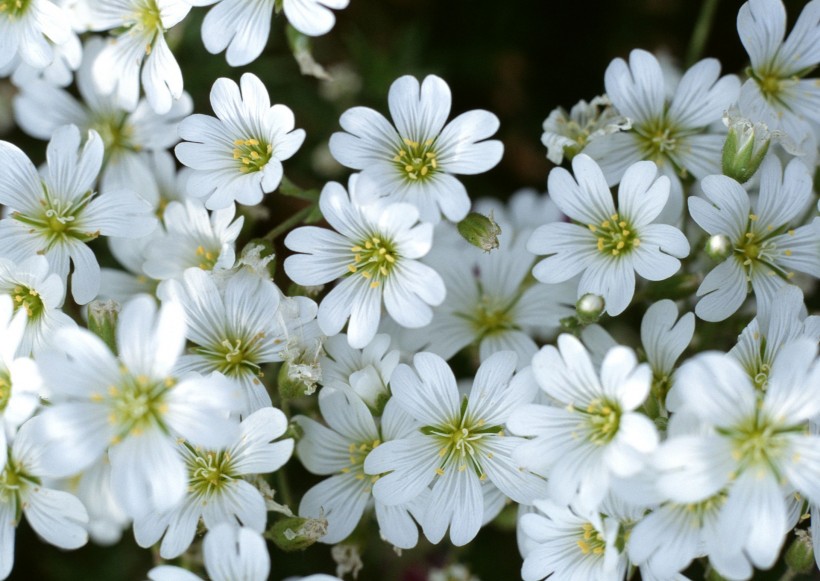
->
[528,155,689,316]
[143,199,244,282]
[176,72,306,210]
[148,524,271,581]
[0,416,89,580]
[0,125,157,304]
[0,0,71,71]
[584,49,740,220]
[329,74,503,223]
[411,222,575,366]
[295,386,422,548]
[189,0,348,67]
[541,95,631,165]
[13,37,194,197]
[688,155,819,322]
[654,340,820,579]
[0,255,75,355]
[167,267,303,414]
[319,333,399,410]
[85,0,191,113]
[364,351,547,546]
[31,295,240,518]
[135,407,292,558]
[284,174,446,349]
[0,295,41,463]
[518,499,625,581]
[737,0,820,148]
[509,334,658,511]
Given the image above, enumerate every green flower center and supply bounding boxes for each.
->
[11,284,44,320]
[347,235,398,288]
[394,138,439,181]
[734,215,796,281]
[588,212,640,257]
[468,296,516,339]
[194,335,265,380]
[135,0,162,32]
[12,189,99,249]
[101,372,174,442]
[0,0,31,19]
[194,245,221,270]
[91,115,136,157]
[634,118,683,167]
[233,138,273,174]
[0,370,11,412]
[570,398,621,445]
[576,522,607,556]
[188,449,235,496]
[341,438,381,492]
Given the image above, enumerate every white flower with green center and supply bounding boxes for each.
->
[0,417,89,580]
[0,125,157,305]
[737,0,820,150]
[14,37,193,198]
[85,0,191,114]
[176,73,306,210]
[528,155,689,317]
[284,174,446,349]
[0,0,71,71]
[0,255,75,356]
[409,221,575,367]
[688,155,820,322]
[167,267,317,415]
[188,0,348,67]
[518,499,624,581]
[295,385,422,548]
[508,334,658,512]
[584,49,740,221]
[728,285,820,392]
[143,199,244,282]
[134,407,293,558]
[364,351,548,546]
[31,295,240,518]
[654,339,820,579]
[329,74,503,223]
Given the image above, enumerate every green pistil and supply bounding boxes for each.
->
[0,0,31,19]
[103,372,174,442]
[634,118,680,165]
[719,413,801,476]
[188,449,234,496]
[734,214,796,282]
[233,138,273,173]
[346,235,398,289]
[571,398,620,445]
[11,284,44,320]
[588,212,640,258]
[12,189,99,248]
[91,115,136,156]
[469,296,516,339]
[394,138,439,181]
[194,335,265,379]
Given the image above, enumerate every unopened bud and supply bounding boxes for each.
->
[267,516,327,551]
[87,299,120,353]
[576,293,605,323]
[278,361,321,399]
[457,211,501,252]
[722,116,770,183]
[704,234,732,261]
[784,529,815,574]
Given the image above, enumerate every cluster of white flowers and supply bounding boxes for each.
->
[0,0,818,579]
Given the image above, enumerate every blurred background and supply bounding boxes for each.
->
[4,0,817,579]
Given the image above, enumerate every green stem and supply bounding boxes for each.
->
[263,204,315,241]
[275,466,295,511]
[686,0,721,67]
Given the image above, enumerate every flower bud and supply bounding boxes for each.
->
[576,293,605,323]
[704,234,732,261]
[457,211,501,252]
[722,116,770,184]
[784,530,815,574]
[87,299,120,353]
[268,516,327,551]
